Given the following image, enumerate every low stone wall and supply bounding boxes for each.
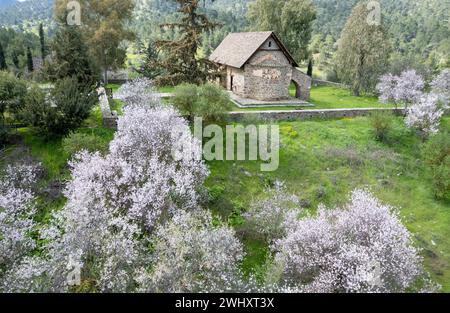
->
[97,87,118,129]
[312,79,347,88]
[228,108,407,122]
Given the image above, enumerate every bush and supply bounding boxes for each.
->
[369,111,394,142]
[0,71,28,118]
[172,83,231,123]
[422,132,450,200]
[196,83,232,123]
[62,132,109,157]
[21,77,97,137]
[172,83,198,121]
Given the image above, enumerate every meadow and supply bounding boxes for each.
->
[206,116,450,290]
[8,97,449,290]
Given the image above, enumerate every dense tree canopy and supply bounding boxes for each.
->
[54,0,135,84]
[248,0,316,62]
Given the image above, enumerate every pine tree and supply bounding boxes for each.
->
[139,42,162,79]
[45,25,98,86]
[336,1,391,96]
[0,43,7,71]
[39,23,46,61]
[154,0,218,86]
[26,47,34,73]
[307,59,313,77]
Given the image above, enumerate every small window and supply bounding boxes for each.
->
[268,41,272,48]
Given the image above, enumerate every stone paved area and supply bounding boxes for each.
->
[229,91,314,108]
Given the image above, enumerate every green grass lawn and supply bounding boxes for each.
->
[110,99,125,115]
[206,116,450,290]
[106,83,121,92]
[308,85,392,109]
[158,84,390,111]
[158,86,176,93]
[231,86,392,111]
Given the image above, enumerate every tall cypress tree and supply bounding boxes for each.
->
[39,23,46,61]
[26,47,34,73]
[0,43,7,71]
[307,59,313,77]
[12,52,19,69]
[154,0,218,86]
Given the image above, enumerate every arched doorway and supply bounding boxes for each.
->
[289,80,300,98]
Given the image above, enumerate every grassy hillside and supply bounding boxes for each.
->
[206,116,450,290]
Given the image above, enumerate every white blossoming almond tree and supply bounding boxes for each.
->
[3,92,247,292]
[376,70,425,110]
[113,77,160,108]
[405,94,444,139]
[244,181,302,242]
[0,163,41,291]
[136,210,245,293]
[270,189,432,293]
[431,69,450,108]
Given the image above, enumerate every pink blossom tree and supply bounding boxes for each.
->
[114,78,160,108]
[405,94,444,139]
[4,100,212,292]
[376,70,425,110]
[431,69,450,108]
[244,181,302,242]
[136,210,245,293]
[0,163,41,291]
[270,189,431,293]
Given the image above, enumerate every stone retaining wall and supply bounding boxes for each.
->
[312,79,347,88]
[229,108,450,122]
[228,108,407,122]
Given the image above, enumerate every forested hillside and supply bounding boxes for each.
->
[0,0,53,27]
[130,0,449,67]
[0,0,448,70]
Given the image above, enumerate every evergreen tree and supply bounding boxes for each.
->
[26,47,33,73]
[307,59,313,77]
[154,0,218,86]
[45,25,98,86]
[55,0,135,85]
[39,23,46,61]
[0,43,6,70]
[11,52,19,69]
[139,42,162,79]
[335,1,391,96]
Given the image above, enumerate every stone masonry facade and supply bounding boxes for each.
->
[225,37,311,102]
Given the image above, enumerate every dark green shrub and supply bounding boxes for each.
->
[21,77,97,137]
[422,132,450,200]
[370,111,395,142]
[0,71,28,118]
[62,132,109,157]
